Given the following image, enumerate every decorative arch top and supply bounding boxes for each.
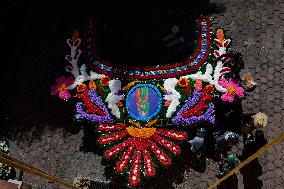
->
[84,16,211,79]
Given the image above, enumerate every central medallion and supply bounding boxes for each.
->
[126,84,162,121]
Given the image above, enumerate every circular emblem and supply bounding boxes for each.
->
[126,84,162,122]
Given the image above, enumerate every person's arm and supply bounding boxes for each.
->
[218,153,225,164]
[220,153,226,160]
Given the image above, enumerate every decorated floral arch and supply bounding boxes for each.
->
[51,16,245,187]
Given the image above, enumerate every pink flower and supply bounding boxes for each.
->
[58,90,71,100]
[218,78,244,103]
[194,80,202,91]
[51,76,74,100]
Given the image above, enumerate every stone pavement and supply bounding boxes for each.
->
[1,0,284,188]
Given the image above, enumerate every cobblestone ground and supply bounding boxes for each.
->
[1,0,284,188]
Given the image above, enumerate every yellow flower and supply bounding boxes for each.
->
[227,86,236,95]
[128,119,141,128]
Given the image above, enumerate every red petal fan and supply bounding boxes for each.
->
[129,148,142,187]
[98,130,128,145]
[152,134,181,155]
[116,144,134,173]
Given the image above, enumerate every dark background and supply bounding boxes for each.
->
[0,0,223,136]
[1,0,221,71]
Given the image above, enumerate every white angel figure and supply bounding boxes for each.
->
[106,80,123,119]
[163,78,181,118]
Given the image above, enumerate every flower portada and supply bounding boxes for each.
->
[51,16,248,187]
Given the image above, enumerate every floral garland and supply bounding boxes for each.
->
[51,19,246,187]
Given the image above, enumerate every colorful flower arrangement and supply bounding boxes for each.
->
[76,89,113,123]
[50,18,247,187]
[173,85,215,125]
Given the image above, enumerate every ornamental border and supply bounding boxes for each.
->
[126,84,162,122]
[83,17,211,79]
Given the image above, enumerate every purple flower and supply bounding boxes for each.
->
[76,90,113,123]
[172,90,215,125]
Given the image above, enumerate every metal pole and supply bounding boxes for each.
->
[0,152,79,189]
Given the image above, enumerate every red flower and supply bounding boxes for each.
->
[203,85,214,94]
[177,78,189,87]
[182,85,214,118]
[117,101,123,107]
[182,86,192,95]
[77,84,86,92]
[100,76,110,87]
[164,100,171,107]
[97,87,103,95]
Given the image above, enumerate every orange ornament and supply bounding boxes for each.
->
[72,29,80,42]
[216,29,224,43]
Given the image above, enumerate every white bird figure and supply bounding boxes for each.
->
[106,80,123,119]
[164,78,181,118]
[66,64,104,90]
